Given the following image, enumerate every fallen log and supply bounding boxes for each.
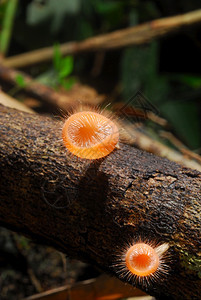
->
[0,104,200,299]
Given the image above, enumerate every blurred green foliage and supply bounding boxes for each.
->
[37,44,75,90]
[121,42,201,149]
[15,74,26,88]
[0,0,18,55]
[53,45,73,79]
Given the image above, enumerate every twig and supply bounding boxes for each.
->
[23,274,147,300]
[2,8,201,68]
[11,233,43,293]
[0,64,104,108]
[147,111,169,127]
[27,268,43,293]
[0,89,34,113]
[120,122,201,172]
[0,0,18,56]
[160,131,201,164]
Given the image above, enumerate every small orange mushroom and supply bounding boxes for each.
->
[125,243,159,277]
[62,111,119,159]
[113,241,169,286]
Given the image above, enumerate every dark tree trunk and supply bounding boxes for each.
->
[0,104,200,299]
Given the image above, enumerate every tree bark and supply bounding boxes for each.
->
[0,104,200,300]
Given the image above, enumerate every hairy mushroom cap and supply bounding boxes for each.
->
[62,111,119,159]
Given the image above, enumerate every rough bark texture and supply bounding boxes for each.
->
[0,104,200,300]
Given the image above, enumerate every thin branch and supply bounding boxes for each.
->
[0,89,34,113]
[24,274,147,300]
[160,131,201,164]
[120,122,201,172]
[2,8,201,68]
[0,64,104,108]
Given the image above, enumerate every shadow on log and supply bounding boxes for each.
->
[0,104,200,299]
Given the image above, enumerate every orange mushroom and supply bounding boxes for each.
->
[113,241,169,286]
[125,243,160,277]
[62,111,119,159]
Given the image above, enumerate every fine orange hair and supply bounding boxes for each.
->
[113,240,169,287]
[62,110,119,159]
[125,243,160,277]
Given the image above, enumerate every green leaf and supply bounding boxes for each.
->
[15,74,26,88]
[36,68,59,87]
[94,1,124,28]
[59,56,74,79]
[95,1,122,15]
[172,74,201,89]
[61,77,76,90]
